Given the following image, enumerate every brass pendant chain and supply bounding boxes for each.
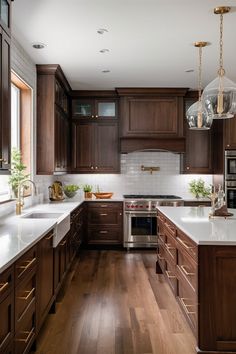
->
[217,13,225,115]
[197,45,203,127]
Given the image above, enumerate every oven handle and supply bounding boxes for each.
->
[226,187,236,190]
[125,212,156,217]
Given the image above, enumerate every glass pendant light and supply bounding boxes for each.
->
[186,42,213,130]
[202,6,236,119]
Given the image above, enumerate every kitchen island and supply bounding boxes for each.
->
[157,206,236,354]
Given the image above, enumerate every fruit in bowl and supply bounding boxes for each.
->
[63,184,80,198]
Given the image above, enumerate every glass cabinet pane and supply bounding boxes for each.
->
[98,102,116,117]
[73,102,92,117]
[1,0,9,27]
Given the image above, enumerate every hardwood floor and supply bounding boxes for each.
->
[35,250,196,354]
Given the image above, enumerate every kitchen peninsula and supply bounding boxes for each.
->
[157,206,236,354]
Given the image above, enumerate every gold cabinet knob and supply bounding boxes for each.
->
[186,166,190,170]
[95,166,98,170]
[91,166,94,170]
[95,115,98,118]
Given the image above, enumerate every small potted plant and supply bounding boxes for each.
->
[189,178,211,199]
[83,184,93,199]
[8,148,30,198]
[63,184,80,198]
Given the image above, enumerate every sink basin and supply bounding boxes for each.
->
[22,212,64,219]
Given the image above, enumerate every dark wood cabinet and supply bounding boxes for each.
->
[117,88,187,153]
[72,98,117,119]
[72,120,119,173]
[181,96,212,174]
[0,0,11,36]
[86,202,123,245]
[54,234,68,296]
[36,65,71,174]
[37,230,54,331]
[224,117,236,150]
[0,28,11,171]
[0,266,14,354]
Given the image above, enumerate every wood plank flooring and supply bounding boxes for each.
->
[35,250,196,354]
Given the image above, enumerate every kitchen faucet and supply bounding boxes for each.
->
[16,179,37,215]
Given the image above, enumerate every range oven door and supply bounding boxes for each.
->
[226,182,236,208]
[225,151,236,180]
[125,212,157,247]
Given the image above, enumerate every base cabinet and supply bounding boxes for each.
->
[86,202,123,245]
[37,230,54,332]
[157,210,236,354]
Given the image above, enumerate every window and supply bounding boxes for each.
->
[11,83,20,149]
[0,72,32,202]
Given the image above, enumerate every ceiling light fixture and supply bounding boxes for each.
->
[185,69,194,73]
[32,43,46,49]
[202,6,236,119]
[97,28,108,35]
[186,42,213,130]
[99,49,110,53]
[101,70,110,73]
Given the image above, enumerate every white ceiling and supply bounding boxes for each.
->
[12,0,236,90]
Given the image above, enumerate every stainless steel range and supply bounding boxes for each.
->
[123,194,184,249]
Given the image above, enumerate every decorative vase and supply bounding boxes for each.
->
[84,192,92,199]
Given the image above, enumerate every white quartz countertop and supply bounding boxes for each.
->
[0,199,85,273]
[157,206,236,246]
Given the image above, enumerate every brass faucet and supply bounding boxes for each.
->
[16,179,37,215]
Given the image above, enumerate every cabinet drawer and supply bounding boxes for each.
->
[0,291,14,353]
[157,243,166,272]
[176,228,197,261]
[177,277,197,333]
[177,248,197,292]
[87,202,122,210]
[88,209,122,226]
[87,228,122,244]
[15,270,36,324]
[164,218,176,237]
[164,257,177,295]
[14,298,36,354]
[0,266,14,302]
[15,246,37,285]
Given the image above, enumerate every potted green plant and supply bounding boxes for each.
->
[83,184,93,199]
[8,148,30,198]
[63,184,80,198]
[189,178,211,199]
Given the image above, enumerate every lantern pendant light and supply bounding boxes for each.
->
[202,6,236,119]
[186,42,213,130]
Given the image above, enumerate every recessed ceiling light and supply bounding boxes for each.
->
[32,43,46,49]
[99,49,110,53]
[185,69,194,73]
[97,28,108,35]
[102,70,110,73]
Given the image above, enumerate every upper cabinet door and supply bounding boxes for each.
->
[95,100,117,119]
[72,99,95,119]
[95,122,119,173]
[224,118,236,150]
[0,30,11,171]
[120,96,183,137]
[0,0,11,36]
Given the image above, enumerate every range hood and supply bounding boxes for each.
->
[120,137,185,154]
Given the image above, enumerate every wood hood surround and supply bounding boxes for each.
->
[117,88,188,153]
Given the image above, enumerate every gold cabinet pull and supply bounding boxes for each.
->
[46,233,54,240]
[100,213,107,216]
[60,240,67,246]
[15,328,35,343]
[99,231,108,234]
[0,281,9,293]
[177,237,194,250]
[180,265,194,276]
[166,270,176,279]
[100,205,108,208]
[157,254,164,260]
[17,257,36,272]
[17,287,35,300]
[166,223,175,233]
[179,298,196,315]
[166,243,174,251]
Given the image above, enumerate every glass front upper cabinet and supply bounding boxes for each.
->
[72,99,117,119]
[0,0,10,32]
